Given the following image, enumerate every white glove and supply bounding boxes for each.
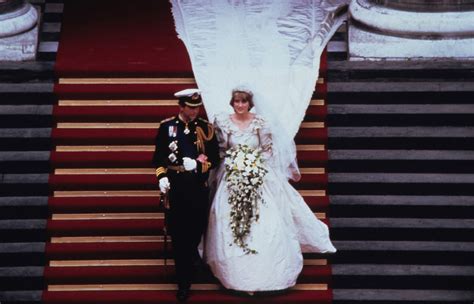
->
[159,177,170,194]
[183,157,197,171]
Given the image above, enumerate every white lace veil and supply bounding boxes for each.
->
[171,0,348,181]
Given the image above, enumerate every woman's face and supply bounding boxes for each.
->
[232,94,250,115]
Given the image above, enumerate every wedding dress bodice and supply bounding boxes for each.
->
[214,114,272,160]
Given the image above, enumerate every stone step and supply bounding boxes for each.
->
[329,81,474,92]
[328,61,474,81]
[0,62,55,82]
[332,241,474,252]
[329,126,474,138]
[327,182,474,195]
[0,83,54,93]
[331,227,472,242]
[330,204,474,219]
[328,91,474,104]
[0,290,42,304]
[0,105,53,115]
[331,250,474,265]
[0,151,51,161]
[327,160,474,173]
[328,104,474,114]
[0,205,48,220]
[0,91,56,105]
[0,242,44,267]
[327,114,474,127]
[328,137,474,150]
[0,266,44,291]
[331,218,474,229]
[330,195,474,206]
[0,220,47,242]
[332,264,474,276]
[329,150,474,160]
[332,289,474,302]
[331,266,474,290]
[329,173,474,183]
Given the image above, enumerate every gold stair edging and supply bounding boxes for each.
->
[47,283,327,292]
[51,212,325,220]
[55,144,325,152]
[56,121,324,129]
[57,122,161,129]
[48,258,326,267]
[58,78,196,85]
[53,190,325,197]
[56,145,156,152]
[48,283,220,292]
[51,213,164,220]
[53,190,161,197]
[49,259,175,267]
[54,167,325,175]
[50,236,164,243]
[59,99,178,106]
[54,168,156,175]
[58,99,325,106]
[58,78,324,85]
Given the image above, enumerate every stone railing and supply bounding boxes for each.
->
[348,0,474,60]
[0,0,39,61]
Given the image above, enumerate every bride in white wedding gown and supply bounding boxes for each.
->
[204,89,336,292]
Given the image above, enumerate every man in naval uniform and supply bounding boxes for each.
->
[153,88,219,302]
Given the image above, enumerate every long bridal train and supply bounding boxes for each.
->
[171,0,345,292]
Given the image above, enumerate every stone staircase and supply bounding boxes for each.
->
[0,0,61,303]
[326,59,474,302]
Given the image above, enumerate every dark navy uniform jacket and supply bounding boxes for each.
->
[153,115,219,183]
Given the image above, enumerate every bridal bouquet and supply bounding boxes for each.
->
[224,144,268,254]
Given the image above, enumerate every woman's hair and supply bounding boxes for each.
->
[229,89,254,110]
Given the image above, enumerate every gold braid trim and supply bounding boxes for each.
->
[155,167,167,177]
[195,124,214,154]
[201,161,212,173]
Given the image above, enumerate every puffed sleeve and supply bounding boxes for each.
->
[214,113,231,159]
[254,115,273,161]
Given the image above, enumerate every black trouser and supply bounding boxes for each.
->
[167,172,209,290]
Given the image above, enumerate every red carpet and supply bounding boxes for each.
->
[47,196,330,213]
[49,173,328,191]
[49,150,327,168]
[52,103,326,122]
[44,265,331,284]
[43,290,333,303]
[45,0,333,302]
[55,0,192,77]
[51,128,328,146]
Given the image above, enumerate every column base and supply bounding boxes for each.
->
[349,23,474,61]
[0,5,39,62]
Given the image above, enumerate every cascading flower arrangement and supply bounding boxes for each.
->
[224,144,268,254]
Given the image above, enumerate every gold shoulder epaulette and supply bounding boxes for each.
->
[160,116,175,124]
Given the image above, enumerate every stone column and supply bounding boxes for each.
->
[348,0,474,60]
[0,0,39,61]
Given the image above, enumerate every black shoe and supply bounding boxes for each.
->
[176,288,190,302]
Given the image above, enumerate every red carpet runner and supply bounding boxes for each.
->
[43,1,333,302]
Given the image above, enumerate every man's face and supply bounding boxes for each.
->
[180,105,200,121]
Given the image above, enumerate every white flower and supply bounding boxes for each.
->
[250,177,259,185]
